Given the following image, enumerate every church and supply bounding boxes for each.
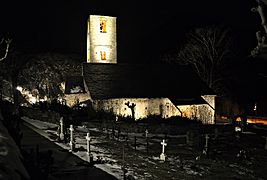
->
[65,15,216,124]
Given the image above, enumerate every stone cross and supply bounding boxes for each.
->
[203,134,209,156]
[160,139,167,161]
[69,125,74,152]
[86,132,91,155]
[205,134,209,148]
[59,117,64,141]
[145,129,148,138]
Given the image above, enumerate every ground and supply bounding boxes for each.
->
[21,116,267,180]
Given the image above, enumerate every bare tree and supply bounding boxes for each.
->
[164,26,233,95]
[18,53,82,100]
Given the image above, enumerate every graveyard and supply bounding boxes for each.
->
[1,1,267,180]
[18,106,267,180]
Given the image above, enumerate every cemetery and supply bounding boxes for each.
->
[1,1,267,179]
[12,102,267,179]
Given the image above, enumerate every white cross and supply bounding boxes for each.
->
[69,125,74,151]
[205,134,209,147]
[86,132,91,154]
[145,129,148,138]
[59,117,64,140]
[161,139,167,154]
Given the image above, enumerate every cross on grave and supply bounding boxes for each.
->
[203,134,209,156]
[69,125,74,152]
[86,132,93,163]
[59,117,64,141]
[160,139,167,161]
[145,129,148,138]
[86,132,91,155]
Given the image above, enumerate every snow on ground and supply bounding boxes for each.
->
[22,116,58,130]
[22,116,125,179]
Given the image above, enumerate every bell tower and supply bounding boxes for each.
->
[87,15,117,64]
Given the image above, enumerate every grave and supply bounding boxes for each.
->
[59,117,64,141]
[69,125,74,152]
[160,139,167,161]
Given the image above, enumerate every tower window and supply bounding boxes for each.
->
[100,18,107,33]
[100,51,106,60]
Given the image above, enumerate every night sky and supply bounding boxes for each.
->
[0,0,260,63]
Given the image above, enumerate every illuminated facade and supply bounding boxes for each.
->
[93,96,215,124]
[87,15,117,63]
[83,15,216,124]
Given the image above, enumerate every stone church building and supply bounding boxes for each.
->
[65,15,216,124]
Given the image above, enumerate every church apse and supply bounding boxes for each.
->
[87,15,117,64]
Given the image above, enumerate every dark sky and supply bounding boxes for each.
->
[0,0,260,63]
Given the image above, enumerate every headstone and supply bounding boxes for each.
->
[86,132,91,155]
[235,126,241,140]
[86,132,92,162]
[203,134,209,156]
[145,129,148,138]
[160,139,167,161]
[115,115,118,122]
[59,117,64,141]
[69,125,74,152]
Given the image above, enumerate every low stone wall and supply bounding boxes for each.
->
[21,107,60,124]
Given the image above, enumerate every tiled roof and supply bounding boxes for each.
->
[82,63,215,100]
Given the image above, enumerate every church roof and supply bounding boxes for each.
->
[82,63,215,100]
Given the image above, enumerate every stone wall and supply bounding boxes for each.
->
[21,107,60,124]
[93,97,216,124]
[93,98,180,119]
[177,95,215,124]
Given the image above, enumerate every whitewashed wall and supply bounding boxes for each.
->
[92,96,216,124]
[177,95,215,124]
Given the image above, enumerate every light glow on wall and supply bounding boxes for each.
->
[94,96,216,124]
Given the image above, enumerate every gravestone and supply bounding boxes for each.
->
[59,117,64,141]
[86,132,93,162]
[160,139,167,161]
[145,129,148,138]
[203,134,209,156]
[69,125,74,152]
[86,132,91,155]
